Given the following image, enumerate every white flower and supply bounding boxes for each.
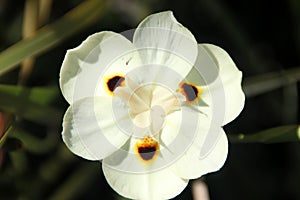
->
[59,11,245,200]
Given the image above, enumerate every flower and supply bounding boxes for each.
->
[59,11,245,200]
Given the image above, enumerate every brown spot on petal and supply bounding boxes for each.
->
[178,82,202,104]
[135,136,159,162]
[138,146,156,160]
[104,74,125,95]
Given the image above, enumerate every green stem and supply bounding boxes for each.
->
[228,125,300,143]
[0,0,107,75]
[0,126,13,148]
[243,67,300,97]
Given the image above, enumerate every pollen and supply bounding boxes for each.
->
[104,74,125,95]
[135,136,159,162]
[178,82,202,104]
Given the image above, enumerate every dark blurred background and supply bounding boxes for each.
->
[0,0,299,199]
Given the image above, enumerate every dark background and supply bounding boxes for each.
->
[0,0,299,199]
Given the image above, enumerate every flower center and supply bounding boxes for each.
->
[127,84,181,134]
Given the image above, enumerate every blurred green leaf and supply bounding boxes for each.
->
[0,0,107,75]
[2,137,23,152]
[243,67,300,97]
[0,122,57,159]
[48,163,99,200]
[0,84,62,125]
[228,125,300,143]
[10,124,58,154]
[0,84,59,105]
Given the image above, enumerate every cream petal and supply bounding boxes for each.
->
[201,44,245,125]
[158,106,228,179]
[133,11,198,79]
[183,44,245,125]
[170,127,228,179]
[160,106,202,151]
[102,163,188,200]
[102,105,202,175]
[59,31,140,104]
[62,96,131,160]
[123,64,184,95]
[150,105,166,134]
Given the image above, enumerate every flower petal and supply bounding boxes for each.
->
[202,44,245,125]
[102,105,202,176]
[184,44,245,125]
[133,11,198,79]
[62,96,131,160]
[102,163,188,200]
[159,106,197,150]
[158,104,228,179]
[59,31,140,104]
[170,127,228,179]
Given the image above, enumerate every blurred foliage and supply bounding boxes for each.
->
[0,85,61,125]
[0,0,299,200]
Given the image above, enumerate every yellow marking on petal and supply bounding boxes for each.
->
[177,82,202,105]
[104,73,125,95]
[134,136,159,163]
